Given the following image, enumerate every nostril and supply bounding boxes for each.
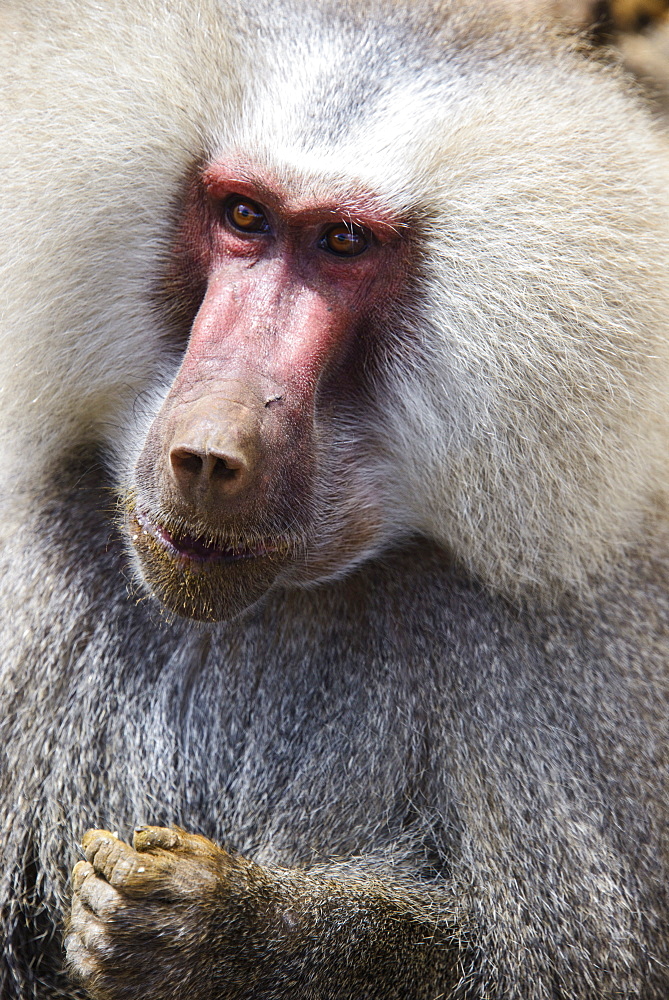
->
[169,445,247,492]
[212,456,239,481]
[171,448,204,479]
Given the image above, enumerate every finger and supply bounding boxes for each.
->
[81,828,118,851]
[63,931,97,980]
[83,831,140,885]
[74,871,120,919]
[133,825,220,860]
[133,826,182,852]
[72,860,94,894]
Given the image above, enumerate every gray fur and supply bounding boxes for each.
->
[1,1,669,997]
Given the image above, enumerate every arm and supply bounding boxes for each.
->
[66,827,458,1000]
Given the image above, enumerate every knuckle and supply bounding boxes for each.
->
[71,860,94,892]
[81,919,112,954]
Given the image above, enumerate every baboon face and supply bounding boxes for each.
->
[126,154,409,622]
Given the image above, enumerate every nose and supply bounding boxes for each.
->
[170,444,248,497]
[166,394,262,509]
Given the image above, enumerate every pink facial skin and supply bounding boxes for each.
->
[128,157,406,619]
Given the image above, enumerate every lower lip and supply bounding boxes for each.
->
[131,511,279,564]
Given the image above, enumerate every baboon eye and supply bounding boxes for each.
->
[225,196,269,233]
[320,223,370,257]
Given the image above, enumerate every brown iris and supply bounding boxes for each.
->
[225,196,268,233]
[321,223,369,257]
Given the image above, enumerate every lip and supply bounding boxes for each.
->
[130,510,281,565]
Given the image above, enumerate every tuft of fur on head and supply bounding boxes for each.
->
[0,0,240,499]
[385,52,669,602]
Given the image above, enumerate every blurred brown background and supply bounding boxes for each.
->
[500,1,669,117]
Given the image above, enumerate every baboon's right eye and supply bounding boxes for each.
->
[225,196,269,234]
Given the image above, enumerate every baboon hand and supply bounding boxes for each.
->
[65,826,226,998]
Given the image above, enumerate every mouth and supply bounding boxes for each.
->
[131,510,282,565]
[125,506,293,622]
